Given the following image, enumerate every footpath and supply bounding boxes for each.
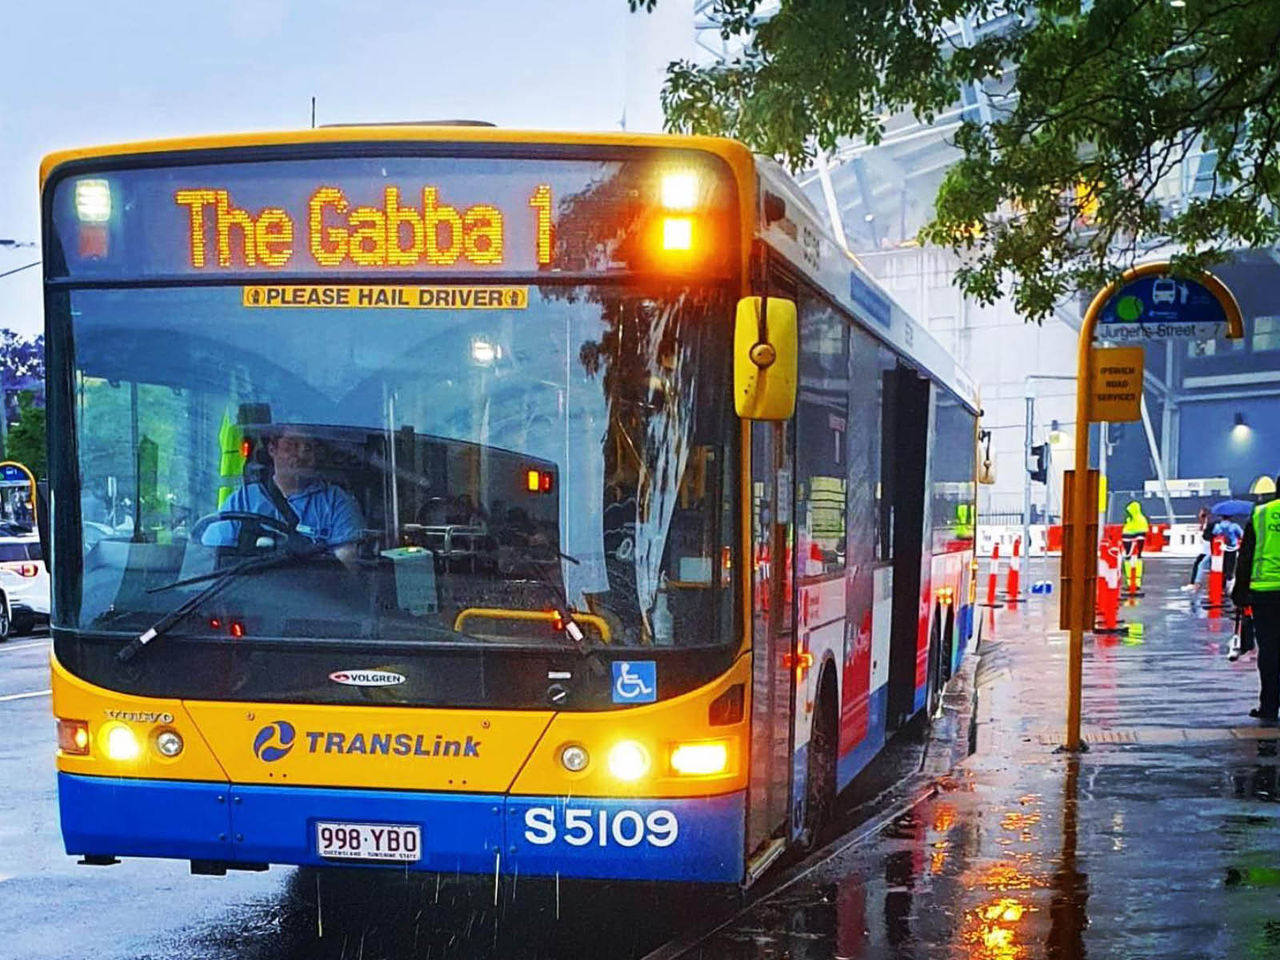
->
[699,560,1280,959]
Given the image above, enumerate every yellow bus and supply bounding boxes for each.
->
[42,125,977,884]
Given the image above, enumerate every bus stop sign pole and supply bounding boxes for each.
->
[1062,261,1243,752]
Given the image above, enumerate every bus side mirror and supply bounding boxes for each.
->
[734,296,797,421]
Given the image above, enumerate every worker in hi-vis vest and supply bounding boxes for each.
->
[217,409,247,508]
[1232,482,1280,724]
[1121,500,1150,590]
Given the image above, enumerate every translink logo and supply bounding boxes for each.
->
[252,722,482,761]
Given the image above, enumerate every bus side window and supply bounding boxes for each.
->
[796,293,848,579]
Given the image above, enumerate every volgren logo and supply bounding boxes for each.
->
[253,721,296,762]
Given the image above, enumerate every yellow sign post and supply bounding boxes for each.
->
[1062,261,1243,752]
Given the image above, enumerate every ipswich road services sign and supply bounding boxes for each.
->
[1088,347,1143,422]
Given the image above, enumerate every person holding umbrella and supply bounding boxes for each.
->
[1231,483,1280,723]
[1212,499,1254,588]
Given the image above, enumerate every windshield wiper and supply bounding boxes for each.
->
[117,544,328,664]
[504,549,593,646]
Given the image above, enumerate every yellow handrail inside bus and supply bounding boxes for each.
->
[453,607,612,644]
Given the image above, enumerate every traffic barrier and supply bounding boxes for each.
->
[1203,536,1226,610]
[1095,541,1124,633]
[982,543,1001,608]
[1006,537,1023,604]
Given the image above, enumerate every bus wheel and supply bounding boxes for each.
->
[799,669,837,852]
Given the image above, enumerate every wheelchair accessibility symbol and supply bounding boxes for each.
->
[612,661,657,703]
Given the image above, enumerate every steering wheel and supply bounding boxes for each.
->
[190,511,306,554]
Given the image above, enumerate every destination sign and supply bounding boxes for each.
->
[47,153,734,280]
[176,185,542,271]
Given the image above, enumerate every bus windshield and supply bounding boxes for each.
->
[59,282,736,650]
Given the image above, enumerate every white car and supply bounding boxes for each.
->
[0,526,48,636]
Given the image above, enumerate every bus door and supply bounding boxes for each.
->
[883,364,932,732]
[745,417,797,871]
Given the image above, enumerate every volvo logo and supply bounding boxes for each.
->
[253,721,296,762]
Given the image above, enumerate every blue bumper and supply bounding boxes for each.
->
[57,773,745,883]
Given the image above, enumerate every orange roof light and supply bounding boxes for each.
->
[662,217,693,251]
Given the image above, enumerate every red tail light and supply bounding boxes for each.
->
[17,562,38,578]
[525,468,554,494]
[78,225,108,259]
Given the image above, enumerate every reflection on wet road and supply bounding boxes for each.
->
[692,561,1280,959]
[7,561,1280,959]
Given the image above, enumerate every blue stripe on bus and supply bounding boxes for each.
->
[956,603,974,668]
[506,793,744,883]
[57,773,744,883]
[59,773,234,862]
[837,684,889,791]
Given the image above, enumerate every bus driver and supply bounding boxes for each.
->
[218,428,364,567]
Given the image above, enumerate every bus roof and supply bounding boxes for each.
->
[753,157,980,414]
[39,126,756,190]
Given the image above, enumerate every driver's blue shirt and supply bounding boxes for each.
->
[219,481,364,546]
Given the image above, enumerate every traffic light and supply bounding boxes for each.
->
[1028,443,1048,484]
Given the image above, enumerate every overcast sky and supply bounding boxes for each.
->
[0,0,692,337]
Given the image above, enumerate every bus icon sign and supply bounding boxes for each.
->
[612,661,657,703]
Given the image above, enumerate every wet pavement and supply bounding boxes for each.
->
[5,560,1277,959]
[686,559,1280,960]
[0,634,932,960]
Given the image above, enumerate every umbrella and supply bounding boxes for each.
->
[1211,499,1255,518]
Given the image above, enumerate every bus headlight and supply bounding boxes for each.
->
[670,740,730,776]
[103,723,141,762]
[560,744,589,772]
[154,729,184,758]
[607,740,650,781]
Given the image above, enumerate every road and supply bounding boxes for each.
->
[0,634,945,960]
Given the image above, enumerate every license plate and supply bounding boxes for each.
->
[315,821,422,862]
